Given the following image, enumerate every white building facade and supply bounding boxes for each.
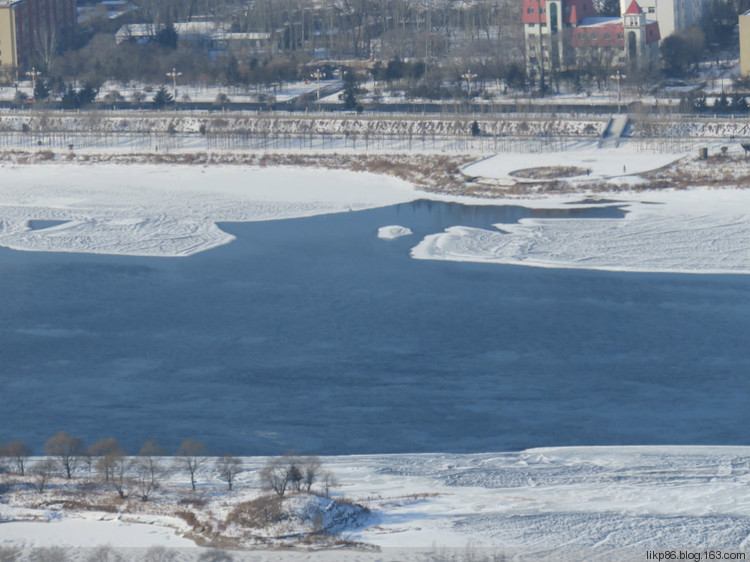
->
[618,0,708,38]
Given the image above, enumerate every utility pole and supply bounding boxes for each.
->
[166,67,182,101]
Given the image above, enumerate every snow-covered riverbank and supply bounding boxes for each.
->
[4,447,750,559]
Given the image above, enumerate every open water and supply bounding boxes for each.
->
[1,200,748,455]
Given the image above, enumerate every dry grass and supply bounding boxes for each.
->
[226,494,285,529]
[511,166,589,179]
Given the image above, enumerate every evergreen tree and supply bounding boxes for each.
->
[713,92,729,113]
[730,93,748,113]
[61,84,80,109]
[693,95,708,112]
[155,22,178,49]
[342,70,361,111]
[78,83,99,106]
[152,85,174,108]
[33,79,51,101]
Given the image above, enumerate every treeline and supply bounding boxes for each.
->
[26,0,523,96]
[0,432,334,500]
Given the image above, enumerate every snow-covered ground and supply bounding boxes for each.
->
[4,447,750,559]
[463,148,685,181]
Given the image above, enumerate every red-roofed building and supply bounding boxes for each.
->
[524,0,660,80]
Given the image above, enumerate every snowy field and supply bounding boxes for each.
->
[0,160,747,274]
[4,447,750,560]
[462,148,685,181]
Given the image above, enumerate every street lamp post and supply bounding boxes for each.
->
[166,67,182,101]
[611,70,626,114]
[311,69,323,100]
[26,67,41,94]
[461,70,478,96]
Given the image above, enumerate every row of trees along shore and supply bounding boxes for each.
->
[0,432,333,500]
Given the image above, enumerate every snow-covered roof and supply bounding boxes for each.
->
[578,17,622,27]
[115,21,229,40]
[213,32,271,41]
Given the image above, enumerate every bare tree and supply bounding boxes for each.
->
[133,461,159,501]
[89,438,124,483]
[302,456,321,492]
[109,453,130,499]
[259,452,309,497]
[259,456,291,497]
[45,431,84,479]
[33,26,59,75]
[32,459,57,493]
[143,546,179,562]
[176,439,206,491]
[215,455,243,491]
[134,440,167,498]
[6,441,32,476]
[321,470,337,499]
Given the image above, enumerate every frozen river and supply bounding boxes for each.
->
[1,200,748,455]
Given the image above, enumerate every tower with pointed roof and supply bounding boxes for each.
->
[623,0,647,61]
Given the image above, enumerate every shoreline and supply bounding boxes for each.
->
[2,144,750,196]
[4,446,750,553]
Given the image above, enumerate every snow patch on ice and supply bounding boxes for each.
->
[411,190,750,274]
[378,225,413,240]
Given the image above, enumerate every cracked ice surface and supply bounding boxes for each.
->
[0,164,417,257]
[412,190,750,274]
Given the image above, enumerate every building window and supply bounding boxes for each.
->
[604,32,611,39]
[527,6,535,13]
[618,32,624,38]
[540,7,546,13]
[648,7,654,12]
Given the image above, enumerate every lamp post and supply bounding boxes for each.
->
[611,70,626,114]
[26,67,41,93]
[166,67,182,101]
[461,70,478,96]
[311,68,323,100]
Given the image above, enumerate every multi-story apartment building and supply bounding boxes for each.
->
[741,10,750,77]
[0,0,76,80]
